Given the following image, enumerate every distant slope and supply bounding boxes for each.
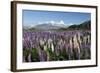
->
[67,20,91,30]
[24,23,66,31]
[23,20,91,31]
[34,23,61,30]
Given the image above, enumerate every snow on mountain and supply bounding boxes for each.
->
[37,20,66,27]
[23,20,71,30]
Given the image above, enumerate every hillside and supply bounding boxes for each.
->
[23,20,91,31]
[67,20,91,30]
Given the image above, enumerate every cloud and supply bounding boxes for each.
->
[50,21,55,24]
[26,20,74,27]
[59,20,64,24]
[53,20,65,27]
[35,20,67,27]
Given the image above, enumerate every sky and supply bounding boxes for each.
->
[23,10,91,26]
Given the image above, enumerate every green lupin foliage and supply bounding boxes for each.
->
[23,49,31,57]
[23,48,31,62]
[31,48,40,62]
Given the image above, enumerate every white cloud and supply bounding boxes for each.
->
[25,20,74,27]
[55,20,65,27]
[34,20,67,27]
[38,20,65,24]
[59,20,64,24]
[50,21,55,24]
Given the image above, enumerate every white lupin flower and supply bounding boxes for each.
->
[58,39,63,45]
[47,38,53,48]
[69,37,73,54]
[69,37,73,49]
[77,33,82,47]
[44,45,47,51]
[73,34,80,55]
[39,39,45,46]
[51,43,54,52]
[77,44,80,54]
[83,36,87,45]
[28,53,31,62]
[73,34,78,48]
[87,35,90,43]
[48,38,52,44]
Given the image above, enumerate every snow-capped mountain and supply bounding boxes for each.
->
[23,20,68,30]
[34,20,67,30]
[23,20,90,31]
[38,20,66,27]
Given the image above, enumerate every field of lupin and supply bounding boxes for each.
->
[23,30,91,62]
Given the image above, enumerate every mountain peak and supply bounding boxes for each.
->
[38,20,65,27]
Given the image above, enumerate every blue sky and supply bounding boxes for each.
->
[23,10,91,26]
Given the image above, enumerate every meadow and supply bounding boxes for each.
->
[23,30,91,62]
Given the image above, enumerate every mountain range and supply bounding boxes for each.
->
[23,20,91,31]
